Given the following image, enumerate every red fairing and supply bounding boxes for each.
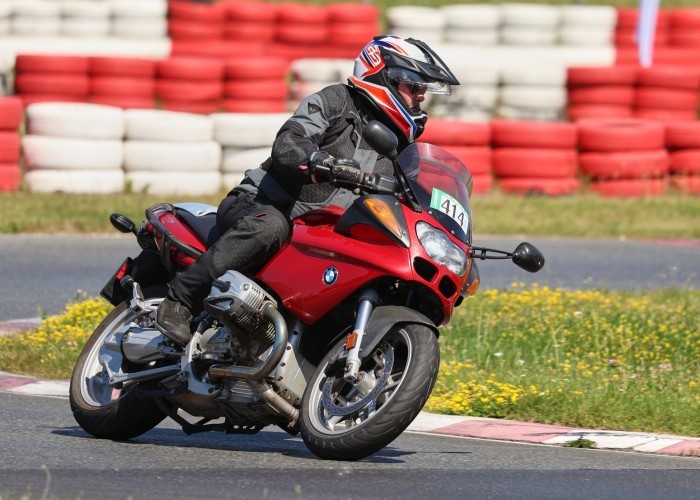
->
[257,204,470,326]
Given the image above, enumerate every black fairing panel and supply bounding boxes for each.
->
[334,194,410,247]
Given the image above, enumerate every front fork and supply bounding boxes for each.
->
[343,289,379,383]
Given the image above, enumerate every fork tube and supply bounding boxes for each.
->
[344,289,379,383]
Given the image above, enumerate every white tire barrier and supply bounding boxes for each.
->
[211,113,288,148]
[123,141,221,172]
[22,135,124,170]
[25,169,125,194]
[124,109,213,142]
[291,59,350,84]
[221,147,270,174]
[126,171,222,196]
[26,103,125,140]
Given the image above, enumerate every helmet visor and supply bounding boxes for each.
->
[387,66,452,95]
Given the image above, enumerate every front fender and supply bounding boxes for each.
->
[359,305,438,358]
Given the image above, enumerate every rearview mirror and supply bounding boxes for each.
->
[363,120,398,160]
[512,242,545,273]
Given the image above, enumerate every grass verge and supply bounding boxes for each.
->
[2,191,700,240]
[2,286,698,437]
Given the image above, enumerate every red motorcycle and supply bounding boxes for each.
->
[69,121,544,461]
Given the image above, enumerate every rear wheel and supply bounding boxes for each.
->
[300,323,439,461]
[69,288,168,440]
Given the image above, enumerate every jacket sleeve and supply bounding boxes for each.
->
[270,92,331,175]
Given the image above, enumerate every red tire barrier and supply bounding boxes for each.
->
[635,87,698,110]
[276,3,328,24]
[225,57,289,80]
[223,79,288,100]
[156,57,224,80]
[616,7,670,30]
[160,100,221,114]
[443,146,491,176]
[589,178,666,197]
[633,107,697,122]
[15,74,89,95]
[170,40,262,58]
[471,174,494,194]
[89,57,156,78]
[0,97,24,130]
[90,95,155,109]
[669,150,700,174]
[490,119,577,149]
[636,65,700,90]
[225,1,277,22]
[670,175,700,194]
[223,22,275,41]
[666,122,700,149]
[276,25,329,45]
[669,8,700,28]
[90,77,154,97]
[614,30,669,47]
[155,80,223,101]
[579,150,669,179]
[577,118,665,151]
[0,132,20,163]
[493,148,578,178]
[0,164,21,192]
[326,3,379,23]
[567,104,633,120]
[221,99,288,113]
[169,19,224,40]
[15,55,88,74]
[168,0,226,22]
[328,22,382,47]
[567,65,637,86]
[498,177,581,196]
[419,119,490,146]
[17,94,84,106]
[568,86,635,106]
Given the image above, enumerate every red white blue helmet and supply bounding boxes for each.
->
[348,35,459,143]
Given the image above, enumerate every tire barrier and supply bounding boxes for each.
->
[578,118,668,197]
[418,119,493,194]
[566,66,637,120]
[0,96,23,192]
[666,122,700,195]
[491,120,580,196]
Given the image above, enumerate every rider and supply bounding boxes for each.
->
[155,35,460,347]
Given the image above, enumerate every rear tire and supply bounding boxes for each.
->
[69,288,168,440]
[300,323,439,461]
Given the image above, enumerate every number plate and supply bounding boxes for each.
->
[430,188,469,234]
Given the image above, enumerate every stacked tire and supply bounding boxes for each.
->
[14,55,89,106]
[211,113,288,189]
[558,5,617,47]
[665,122,700,195]
[60,0,111,38]
[669,8,700,48]
[223,57,289,114]
[22,103,125,193]
[272,3,329,60]
[500,4,560,46]
[223,1,276,43]
[0,97,23,192]
[155,57,224,114]
[491,120,580,196]
[167,0,226,41]
[440,4,500,45]
[578,118,668,197]
[326,3,381,57]
[430,66,499,122]
[89,56,156,109]
[110,0,168,39]
[419,119,493,194]
[124,110,222,196]
[498,65,568,122]
[566,65,637,120]
[615,7,670,48]
[385,7,445,45]
[634,65,700,122]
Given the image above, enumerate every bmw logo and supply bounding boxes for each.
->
[323,266,339,286]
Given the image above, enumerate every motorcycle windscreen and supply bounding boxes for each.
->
[398,142,473,244]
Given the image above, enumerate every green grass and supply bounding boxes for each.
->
[2,286,698,437]
[3,190,700,239]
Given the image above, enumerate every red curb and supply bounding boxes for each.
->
[657,440,700,456]
[433,419,575,443]
[0,375,39,391]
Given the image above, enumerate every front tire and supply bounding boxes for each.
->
[300,323,439,461]
[69,289,168,440]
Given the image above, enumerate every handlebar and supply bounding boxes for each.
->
[307,157,397,195]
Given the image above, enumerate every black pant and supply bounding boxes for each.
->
[167,189,290,314]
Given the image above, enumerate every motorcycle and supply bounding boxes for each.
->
[69,121,544,461]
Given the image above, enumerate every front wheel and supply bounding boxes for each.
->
[69,289,168,440]
[300,323,439,461]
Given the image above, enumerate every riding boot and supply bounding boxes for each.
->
[155,297,193,347]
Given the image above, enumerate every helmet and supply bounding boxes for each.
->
[348,35,459,143]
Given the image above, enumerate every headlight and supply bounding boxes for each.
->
[416,221,468,277]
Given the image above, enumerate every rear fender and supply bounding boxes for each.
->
[359,305,438,358]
